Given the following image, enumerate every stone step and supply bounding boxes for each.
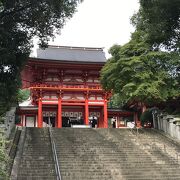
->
[15,128,180,180]
[54,128,180,180]
[16,128,56,179]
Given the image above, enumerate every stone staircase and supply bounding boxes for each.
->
[133,129,180,165]
[16,128,56,180]
[52,128,180,180]
[13,128,180,180]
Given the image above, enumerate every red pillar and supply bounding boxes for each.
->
[103,99,108,128]
[57,98,62,128]
[38,98,42,128]
[98,109,103,128]
[97,111,100,128]
[84,99,89,125]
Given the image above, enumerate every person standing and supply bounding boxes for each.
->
[111,117,116,128]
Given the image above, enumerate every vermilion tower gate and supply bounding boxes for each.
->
[19,46,111,128]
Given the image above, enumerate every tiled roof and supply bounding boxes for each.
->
[36,46,106,63]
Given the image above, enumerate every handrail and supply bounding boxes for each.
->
[49,127,61,180]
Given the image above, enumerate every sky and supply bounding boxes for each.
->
[32,0,140,58]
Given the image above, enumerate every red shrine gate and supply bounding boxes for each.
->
[19,46,111,128]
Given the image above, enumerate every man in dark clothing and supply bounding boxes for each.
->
[92,116,96,128]
[113,118,116,128]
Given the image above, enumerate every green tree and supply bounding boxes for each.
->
[17,89,30,103]
[108,94,126,108]
[0,0,82,116]
[0,2,82,174]
[133,0,180,50]
[101,31,179,109]
[101,0,180,110]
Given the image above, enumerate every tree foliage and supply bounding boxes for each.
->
[132,0,180,50]
[101,31,180,107]
[0,1,82,174]
[0,0,82,116]
[17,89,30,103]
[108,93,125,108]
[101,0,180,109]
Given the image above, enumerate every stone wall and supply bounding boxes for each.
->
[154,114,180,141]
[0,107,16,138]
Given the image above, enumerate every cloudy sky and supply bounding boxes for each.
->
[33,0,139,57]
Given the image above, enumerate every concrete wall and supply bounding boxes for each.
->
[154,115,180,141]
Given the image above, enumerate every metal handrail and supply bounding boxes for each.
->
[49,127,61,180]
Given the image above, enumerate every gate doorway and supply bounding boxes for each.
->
[62,116,84,127]
[43,116,56,127]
